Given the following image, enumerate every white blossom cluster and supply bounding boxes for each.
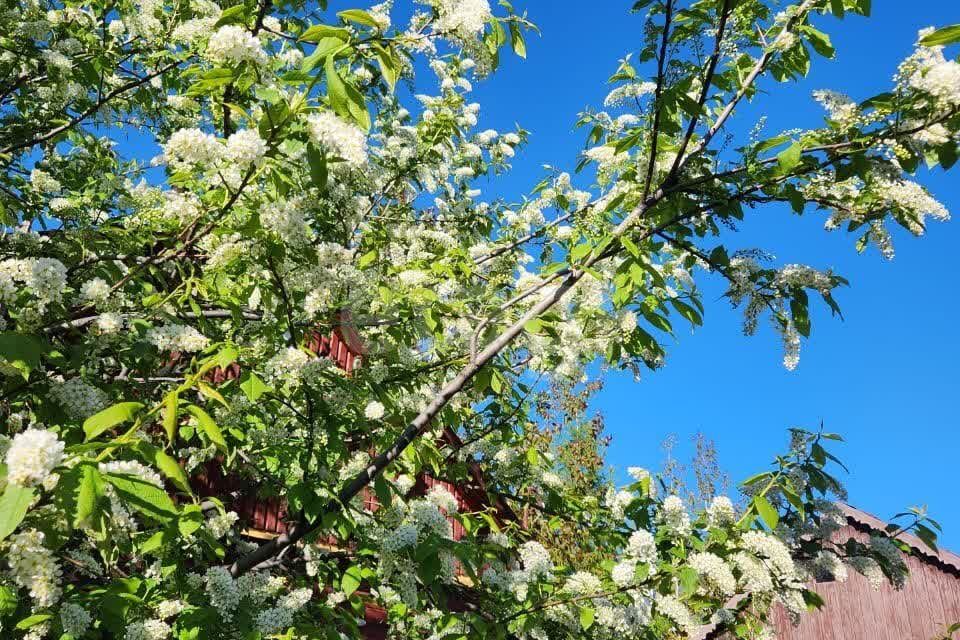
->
[99,459,164,487]
[706,495,737,528]
[7,529,63,607]
[306,111,369,167]
[225,129,268,166]
[124,618,172,640]
[260,198,314,246]
[204,25,268,66]
[5,428,65,487]
[255,587,312,634]
[0,257,68,312]
[603,81,657,107]
[79,277,111,306]
[657,495,692,537]
[899,30,960,108]
[688,551,737,597]
[207,510,240,539]
[146,323,211,352]
[162,128,224,168]
[431,0,492,36]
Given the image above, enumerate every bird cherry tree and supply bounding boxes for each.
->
[0,0,956,638]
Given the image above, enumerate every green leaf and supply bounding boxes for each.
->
[0,483,35,541]
[915,523,939,552]
[509,22,527,58]
[15,614,52,630]
[163,392,179,444]
[919,25,960,47]
[213,4,247,27]
[135,442,192,494]
[238,371,269,402]
[307,144,329,190]
[801,26,835,58]
[373,44,400,90]
[670,299,703,327]
[0,332,48,380]
[325,56,371,131]
[73,464,104,528]
[186,405,227,452]
[0,584,17,617]
[777,142,803,173]
[342,564,362,596]
[753,495,779,529]
[83,402,145,441]
[299,24,350,42]
[337,9,380,28]
[680,566,699,595]
[579,606,595,631]
[105,473,177,522]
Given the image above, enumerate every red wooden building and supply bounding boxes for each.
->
[190,315,512,639]
[700,503,960,640]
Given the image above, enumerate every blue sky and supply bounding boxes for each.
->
[463,2,960,546]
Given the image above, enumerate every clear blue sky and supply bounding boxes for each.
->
[464,2,960,546]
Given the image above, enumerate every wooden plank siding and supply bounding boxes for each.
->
[704,504,960,640]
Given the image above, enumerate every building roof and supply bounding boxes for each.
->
[694,502,960,640]
[837,502,960,575]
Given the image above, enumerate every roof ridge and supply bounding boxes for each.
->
[837,502,960,574]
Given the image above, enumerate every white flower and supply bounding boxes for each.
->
[731,551,773,592]
[606,488,634,520]
[626,529,657,565]
[518,541,553,579]
[99,459,164,487]
[741,530,797,578]
[207,510,239,539]
[611,559,637,587]
[224,129,267,165]
[30,169,61,193]
[364,400,385,420]
[8,529,62,607]
[260,198,314,246]
[146,324,210,352]
[658,495,691,537]
[563,571,603,595]
[156,599,185,619]
[5,429,65,487]
[163,128,223,167]
[604,81,656,107]
[80,277,111,305]
[205,25,267,65]
[306,111,369,167]
[654,593,696,633]
[688,552,737,596]
[848,555,884,591]
[96,311,125,334]
[706,495,736,528]
[125,619,171,640]
[426,485,459,513]
[435,0,491,35]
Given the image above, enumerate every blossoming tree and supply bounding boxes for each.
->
[0,0,957,638]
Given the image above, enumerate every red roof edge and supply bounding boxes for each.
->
[837,502,960,575]
[692,502,960,640]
